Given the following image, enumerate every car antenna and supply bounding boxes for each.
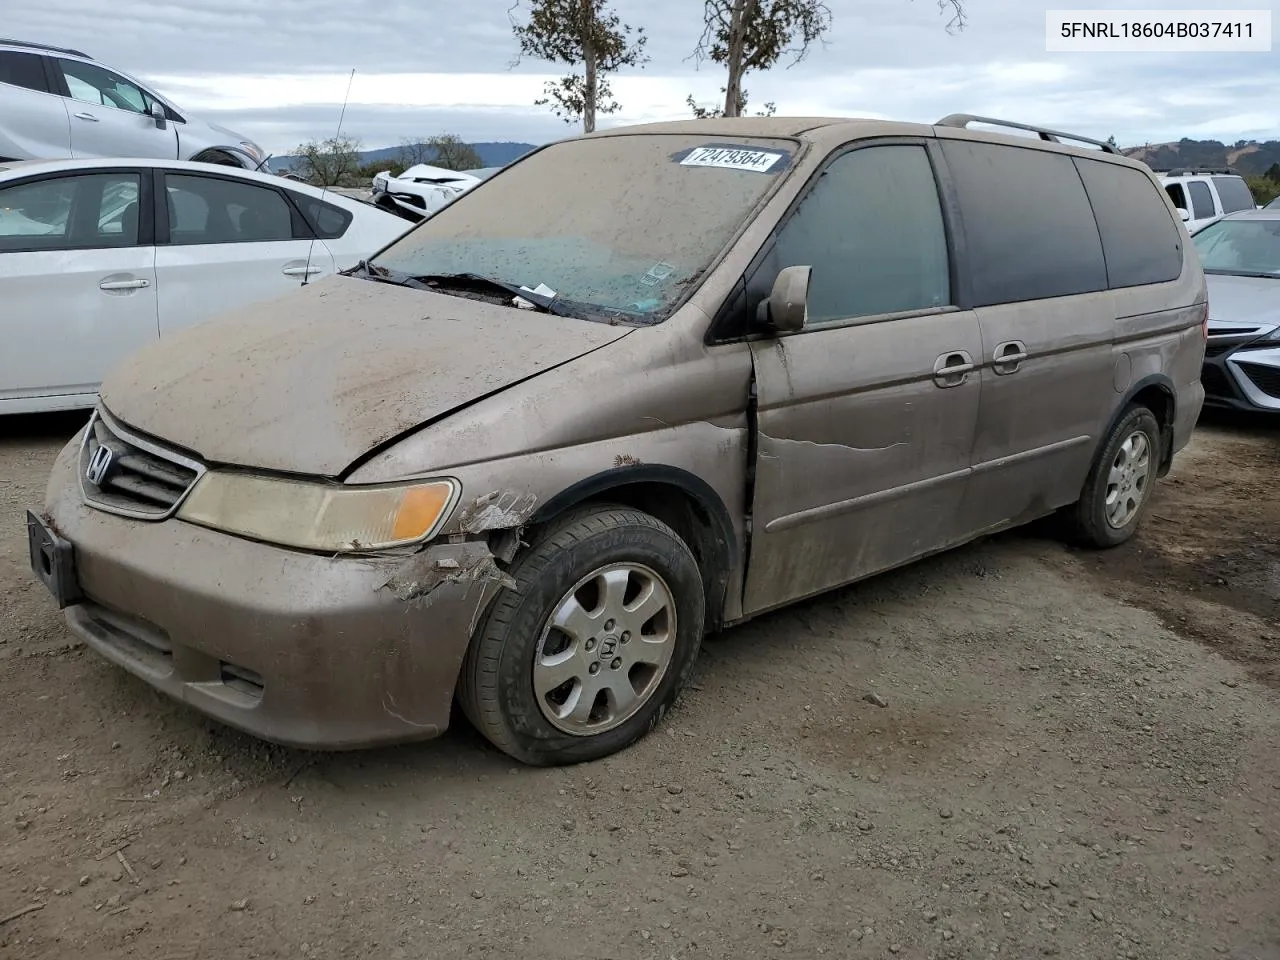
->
[302,67,356,287]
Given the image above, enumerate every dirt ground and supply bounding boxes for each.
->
[1,410,1277,960]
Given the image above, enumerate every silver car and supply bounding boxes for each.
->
[0,38,265,169]
[1194,207,1280,413]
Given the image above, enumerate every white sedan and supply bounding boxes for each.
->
[0,157,413,415]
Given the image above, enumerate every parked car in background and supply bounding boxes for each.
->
[1194,208,1280,414]
[371,163,484,221]
[0,38,266,169]
[1158,167,1258,234]
[1266,195,1280,210]
[0,157,411,414]
[28,114,1205,766]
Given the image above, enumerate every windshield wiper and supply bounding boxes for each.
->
[344,260,433,290]
[1204,269,1280,279]
[411,272,575,316]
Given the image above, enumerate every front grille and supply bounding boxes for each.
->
[80,411,203,519]
[1237,362,1280,400]
[1200,363,1235,399]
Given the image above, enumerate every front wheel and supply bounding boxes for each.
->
[458,506,705,766]
[1067,405,1161,548]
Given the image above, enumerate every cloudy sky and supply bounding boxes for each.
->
[9,0,1278,155]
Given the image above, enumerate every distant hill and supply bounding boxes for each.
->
[268,141,537,173]
[1122,138,1280,177]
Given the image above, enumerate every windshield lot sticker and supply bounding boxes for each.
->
[679,146,785,173]
[640,261,676,286]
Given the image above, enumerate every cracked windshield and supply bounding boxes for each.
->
[369,135,795,321]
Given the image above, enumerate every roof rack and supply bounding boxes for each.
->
[0,37,91,59]
[934,114,1121,154]
[1157,167,1239,177]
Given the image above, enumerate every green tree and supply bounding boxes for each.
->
[690,0,965,119]
[425,134,485,170]
[511,0,648,133]
[685,90,776,118]
[1265,162,1280,183]
[288,135,363,187]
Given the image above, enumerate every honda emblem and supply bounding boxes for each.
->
[85,445,114,486]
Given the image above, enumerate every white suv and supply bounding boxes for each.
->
[1157,167,1258,234]
[0,38,265,169]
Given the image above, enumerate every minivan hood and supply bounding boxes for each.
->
[1206,273,1280,331]
[98,275,632,477]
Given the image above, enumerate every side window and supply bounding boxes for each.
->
[1188,181,1216,220]
[0,51,50,93]
[1075,159,1181,288]
[0,173,140,250]
[1212,176,1256,214]
[770,144,951,324]
[57,59,150,114]
[1164,183,1187,211]
[940,140,1107,306]
[292,194,353,240]
[164,175,295,245]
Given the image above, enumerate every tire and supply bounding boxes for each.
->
[1067,405,1161,548]
[458,505,704,766]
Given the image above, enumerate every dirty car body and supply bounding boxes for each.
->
[31,117,1207,764]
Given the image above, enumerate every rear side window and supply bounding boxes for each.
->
[1213,176,1256,214]
[0,51,49,93]
[292,194,353,239]
[940,140,1106,306]
[1075,159,1182,288]
[1188,181,1215,219]
[1164,183,1187,210]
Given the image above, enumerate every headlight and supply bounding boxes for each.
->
[1262,326,1280,343]
[175,473,458,552]
[239,141,264,162]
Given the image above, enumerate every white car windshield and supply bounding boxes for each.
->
[370,134,797,323]
[1193,218,1280,277]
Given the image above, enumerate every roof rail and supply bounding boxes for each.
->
[1157,166,1239,177]
[934,114,1121,155]
[0,37,91,59]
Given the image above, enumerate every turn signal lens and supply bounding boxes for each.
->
[176,474,458,552]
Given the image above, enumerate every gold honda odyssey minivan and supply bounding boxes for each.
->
[29,114,1208,765]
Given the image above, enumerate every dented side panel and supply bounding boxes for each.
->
[743,309,984,616]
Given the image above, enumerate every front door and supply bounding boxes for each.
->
[54,58,178,160]
[0,170,158,401]
[742,141,982,616]
[155,170,334,335]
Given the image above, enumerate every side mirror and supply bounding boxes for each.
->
[1176,207,1191,222]
[148,100,167,129]
[757,265,811,333]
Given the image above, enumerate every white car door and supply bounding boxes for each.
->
[0,50,72,160]
[154,171,335,335]
[54,57,179,160]
[0,170,158,406]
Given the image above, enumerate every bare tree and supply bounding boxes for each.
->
[397,137,435,168]
[511,0,648,133]
[692,0,965,118]
[289,135,363,187]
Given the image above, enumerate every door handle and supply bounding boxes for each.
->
[282,265,323,277]
[992,339,1029,375]
[99,278,150,291]
[932,350,974,388]
[73,111,99,122]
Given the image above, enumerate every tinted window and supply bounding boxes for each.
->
[164,175,294,245]
[941,140,1106,305]
[0,51,49,93]
[293,194,353,239]
[1188,181,1215,219]
[769,144,950,323]
[1213,176,1256,214]
[1164,183,1187,210]
[57,59,151,114]
[0,173,140,250]
[1075,159,1182,288]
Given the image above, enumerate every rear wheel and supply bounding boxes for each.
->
[458,506,704,766]
[1067,405,1160,548]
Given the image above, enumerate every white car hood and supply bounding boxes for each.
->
[1206,273,1280,333]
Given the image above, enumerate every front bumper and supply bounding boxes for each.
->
[1201,337,1280,414]
[33,437,499,750]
